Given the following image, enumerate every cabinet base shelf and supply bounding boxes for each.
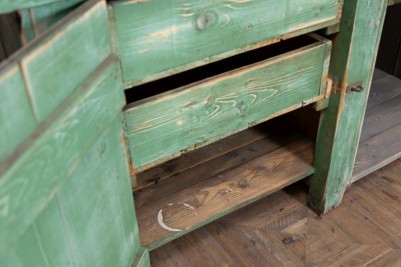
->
[133,122,315,250]
[352,69,401,182]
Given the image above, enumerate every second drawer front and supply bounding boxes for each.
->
[124,37,331,171]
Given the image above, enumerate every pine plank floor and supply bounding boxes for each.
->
[150,158,401,266]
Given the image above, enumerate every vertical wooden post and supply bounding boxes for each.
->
[308,0,388,214]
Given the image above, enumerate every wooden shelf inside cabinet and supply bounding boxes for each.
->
[352,69,401,182]
[133,121,315,250]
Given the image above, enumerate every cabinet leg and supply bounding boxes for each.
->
[308,0,388,214]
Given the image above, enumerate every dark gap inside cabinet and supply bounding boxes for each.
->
[124,35,317,105]
[133,107,319,193]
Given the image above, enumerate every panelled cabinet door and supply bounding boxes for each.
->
[0,0,146,266]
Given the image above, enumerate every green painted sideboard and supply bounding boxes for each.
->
[0,0,388,266]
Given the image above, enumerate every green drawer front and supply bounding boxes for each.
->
[112,0,339,86]
[124,37,331,171]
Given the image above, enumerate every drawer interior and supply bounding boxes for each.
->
[123,34,331,173]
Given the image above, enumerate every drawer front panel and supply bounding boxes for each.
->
[112,0,339,86]
[124,38,331,171]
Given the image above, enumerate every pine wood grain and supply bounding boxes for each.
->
[0,117,142,267]
[308,0,388,214]
[150,159,401,266]
[0,57,124,257]
[124,39,329,171]
[352,72,401,182]
[367,74,401,109]
[0,0,83,13]
[20,0,110,121]
[134,125,300,209]
[19,0,83,42]
[57,118,140,267]
[0,64,37,162]
[353,123,401,182]
[360,94,401,143]
[112,0,339,86]
[135,136,315,250]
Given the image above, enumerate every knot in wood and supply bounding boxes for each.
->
[196,12,216,30]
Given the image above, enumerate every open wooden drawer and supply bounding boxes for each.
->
[124,34,331,173]
[110,0,340,87]
[125,33,331,250]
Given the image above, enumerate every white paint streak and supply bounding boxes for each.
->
[224,4,239,10]
[181,13,195,17]
[228,0,251,3]
[223,186,242,194]
[0,196,10,217]
[182,203,198,216]
[148,26,179,38]
[157,209,183,232]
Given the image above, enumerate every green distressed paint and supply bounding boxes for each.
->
[57,117,139,267]
[0,64,36,163]
[309,0,388,213]
[33,197,76,267]
[0,0,82,13]
[124,40,330,170]
[131,248,150,267]
[0,225,48,267]
[0,57,124,257]
[112,0,339,86]
[21,0,110,121]
[19,0,83,42]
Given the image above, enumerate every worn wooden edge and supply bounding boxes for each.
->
[0,0,103,73]
[130,248,150,267]
[128,94,324,174]
[308,0,388,214]
[136,139,315,250]
[107,4,120,60]
[118,17,339,88]
[124,36,328,111]
[0,54,119,174]
[0,55,122,258]
[133,119,289,190]
[123,36,329,173]
[0,0,84,14]
[352,73,401,182]
[145,169,314,251]
[133,124,303,208]
[352,123,401,183]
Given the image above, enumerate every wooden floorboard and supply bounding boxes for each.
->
[360,94,401,143]
[353,70,401,182]
[150,158,401,266]
[353,123,401,182]
[367,74,401,109]
[372,68,390,82]
[135,135,315,250]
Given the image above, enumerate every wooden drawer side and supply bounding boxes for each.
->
[112,0,339,87]
[124,37,331,171]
